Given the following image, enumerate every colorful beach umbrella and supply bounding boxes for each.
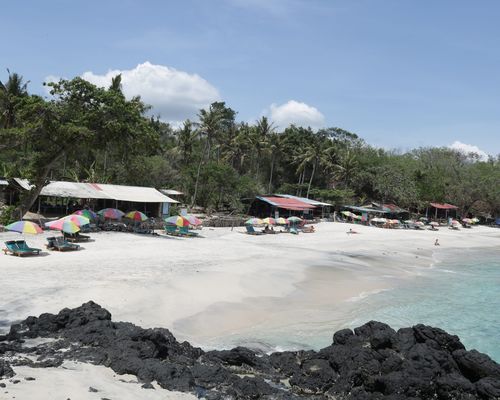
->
[125,211,148,222]
[45,218,80,234]
[276,217,288,225]
[287,216,302,223]
[341,211,353,217]
[73,209,97,221]
[245,217,263,225]
[5,221,43,235]
[262,217,276,225]
[462,218,472,223]
[98,208,124,220]
[63,214,90,226]
[185,215,202,226]
[352,214,362,220]
[164,215,190,227]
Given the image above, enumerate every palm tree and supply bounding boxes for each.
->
[267,133,282,193]
[293,135,327,198]
[192,102,234,206]
[0,70,29,128]
[176,120,197,165]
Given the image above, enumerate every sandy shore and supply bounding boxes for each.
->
[2,222,499,347]
[2,221,500,398]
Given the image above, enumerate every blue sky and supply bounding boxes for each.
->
[2,0,500,154]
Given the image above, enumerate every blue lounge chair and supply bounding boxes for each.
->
[164,225,180,236]
[46,236,80,251]
[245,225,263,235]
[178,226,200,237]
[3,240,41,256]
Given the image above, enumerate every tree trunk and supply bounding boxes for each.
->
[14,152,65,219]
[191,140,208,208]
[268,155,275,193]
[307,162,316,199]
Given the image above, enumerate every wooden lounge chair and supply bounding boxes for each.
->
[64,232,91,242]
[179,226,200,237]
[15,240,42,254]
[245,225,263,235]
[46,236,80,251]
[3,240,41,256]
[164,225,180,236]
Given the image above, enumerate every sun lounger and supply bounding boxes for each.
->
[64,232,91,242]
[46,236,80,251]
[179,226,200,237]
[164,225,181,236]
[3,240,41,256]
[245,225,263,235]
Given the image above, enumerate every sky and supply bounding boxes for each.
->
[2,0,500,155]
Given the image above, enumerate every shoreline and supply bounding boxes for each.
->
[1,223,499,351]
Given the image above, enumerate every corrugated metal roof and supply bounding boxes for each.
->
[14,178,33,191]
[277,194,332,207]
[257,196,316,211]
[430,202,458,210]
[344,205,389,214]
[39,181,178,203]
[41,181,111,199]
[161,189,184,196]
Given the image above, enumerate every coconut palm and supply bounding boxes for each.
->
[0,70,29,129]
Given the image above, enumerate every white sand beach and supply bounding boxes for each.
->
[1,222,500,398]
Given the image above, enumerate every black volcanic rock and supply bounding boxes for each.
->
[0,302,499,399]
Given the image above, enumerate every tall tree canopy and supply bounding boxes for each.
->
[1,72,500,219]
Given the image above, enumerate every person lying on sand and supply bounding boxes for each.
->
[347,228,359,234]
[302,226,315,233]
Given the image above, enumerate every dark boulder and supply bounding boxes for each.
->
[1,302,499,400]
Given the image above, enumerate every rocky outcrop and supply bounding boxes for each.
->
[1,302,499,399]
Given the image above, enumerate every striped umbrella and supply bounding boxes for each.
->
[73,209,97,221]
[125,211,148,222]
[5,221,43,234]
[262,217,276,225]
[63,214,90,226]
[245,217,263,225]
[46,218,80,234]
[185,215,202,226]
[164,215,190,227]
[98,208,124,220]
[276,217,288,225]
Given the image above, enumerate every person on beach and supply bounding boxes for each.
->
[347,228,359,234]
[434,239,440,246]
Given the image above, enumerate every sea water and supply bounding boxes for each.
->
[209,248,500,362]
[346,248,500,362]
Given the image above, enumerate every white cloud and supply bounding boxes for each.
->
[449,141,489,161]
[266,100,325,129]
[78,62,220,123]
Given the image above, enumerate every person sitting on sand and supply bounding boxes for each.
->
[347,228,359,234]
[434,239,440,246]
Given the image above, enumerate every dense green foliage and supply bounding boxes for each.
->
[1,72,500,217]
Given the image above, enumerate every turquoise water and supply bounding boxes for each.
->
[348,249,500,362]
[209,248,500,363]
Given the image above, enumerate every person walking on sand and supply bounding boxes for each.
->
[434,239,440,246]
